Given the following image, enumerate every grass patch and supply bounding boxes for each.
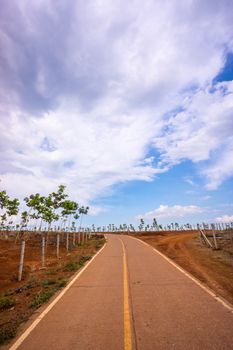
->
[42,279,57,288]
[64,261,80,272]
[0,296,15,310]
[79,255,92,265]
[56,278,67,288]
[3,289,15,297]
[0,321,18,345]
[25,276,39,289]
[29,289,55,309]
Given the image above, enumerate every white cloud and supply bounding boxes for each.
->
[0,0,233,209]
[153,81,233,188]
[216,214,233,223]
[137,204,204,220]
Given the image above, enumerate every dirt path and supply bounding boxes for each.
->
[137,231,233,305]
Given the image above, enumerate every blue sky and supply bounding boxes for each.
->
[0,0,233,227]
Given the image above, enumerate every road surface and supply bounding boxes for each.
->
[9,234,233,350]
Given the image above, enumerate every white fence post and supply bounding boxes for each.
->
[18,240,25,281]
[56,233,60,258]
[42,236,45,267]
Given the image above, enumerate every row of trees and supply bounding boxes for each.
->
[1,186,232,233]
[90,220,233,232]
[0,185,89,232]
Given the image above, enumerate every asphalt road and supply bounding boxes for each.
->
[10,234,233,350]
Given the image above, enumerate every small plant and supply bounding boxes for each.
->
[0,295,15,310]
[79,255,91,266]
[64,261,80,272]
[25,276,39,289]
[56,278,67,288]
[0,321,18,345]
[29,289,55,309]
[42,279,56,288]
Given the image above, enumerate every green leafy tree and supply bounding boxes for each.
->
[78,206,89,229]
[61,200,79,230]
[24,193,45,230]
[0,190,19,229]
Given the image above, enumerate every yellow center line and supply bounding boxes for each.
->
[119,238,133,350]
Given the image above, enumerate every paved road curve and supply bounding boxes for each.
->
[10,234,233,350]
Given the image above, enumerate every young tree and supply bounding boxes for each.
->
[152,218,158,231]
[24,193,45,230]
[0,190,19,230]
[138,218,145,231]
[78,206,89,229]
[61,200,79,230]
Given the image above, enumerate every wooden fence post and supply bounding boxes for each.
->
[212,231,218,250]
[200,229,213,249]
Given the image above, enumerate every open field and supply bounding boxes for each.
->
[134,230,233,305]
[0,233,105,346]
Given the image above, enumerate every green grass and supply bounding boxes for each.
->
[25,276,39,289]
[0,296,15,310]
[0,321,18,345]
[42,279,57,288]
[29,289,55,309]
[79,255,92,265]
[64,261,80,271]
[56,278,67,288]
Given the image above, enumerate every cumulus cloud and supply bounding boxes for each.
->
[216,214,233,223]
[137,205,204,220]
[154,81,233,187]
[0,0,233,208]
